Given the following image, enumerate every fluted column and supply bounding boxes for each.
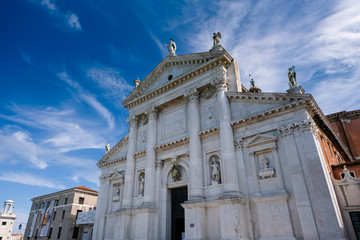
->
[211,68,241,197]
[185,88,204,201]
[143,107,159,206]
[122,116,138,207]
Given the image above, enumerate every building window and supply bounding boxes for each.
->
[76,210,82,219]
[337,154,342,163]
[55,199,59,206]
[64,197,68,205]
[57,227,62,239]
[53,211,56,220]
[72,227,79,239]
[349,212,360,239]
[78,197,84,205]
[62,210,65,220]
[327,142,334,158]
[2,222,6,225]
[48,227,53,238]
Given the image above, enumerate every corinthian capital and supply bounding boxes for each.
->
[211,69,229,91]
[184,88,199,102]
[147,107,159,120]
[127,115,138,128]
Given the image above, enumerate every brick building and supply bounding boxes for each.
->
[24,186,97,240]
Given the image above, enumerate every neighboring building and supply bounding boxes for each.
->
[24,186,97,240]
[93,38,354,240]
[10,233,23,240]
[0,200,16,240]
[326,110,360,179]
[76,208,96,240]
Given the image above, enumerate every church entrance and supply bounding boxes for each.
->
[171,186,187,240]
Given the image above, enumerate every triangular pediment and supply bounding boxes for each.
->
[110,171,125,180]
[247,134,277,148]
[122,49,232,107]
[97,134,129,168]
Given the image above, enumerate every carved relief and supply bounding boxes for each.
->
[170,165,182,182]
[199,86,216,100]
[155,160,164,170]
[234,138,243,149]
[279,119,318,138]
[113,184,121,202]
[209,155,221,185]
[207,106,216,123]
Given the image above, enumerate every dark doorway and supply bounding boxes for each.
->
[171,186,188,240]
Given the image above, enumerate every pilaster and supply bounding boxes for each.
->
[211,68,241,197]
[185,88,204,201]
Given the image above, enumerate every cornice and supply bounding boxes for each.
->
[199,126,220,137]
[231,99,308,127]
[227,92,308,102]
[123,54,232,109]
[134,150,146,157]
[98,157,126,169]
[155,137,190,151]
[305,96,353,161]
[97,134,129,168]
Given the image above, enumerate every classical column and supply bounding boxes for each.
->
[122,116,138,207]
[143,107,159,207]
[211,68,241,197]
[185,88,204,201]
[93,174,111,240]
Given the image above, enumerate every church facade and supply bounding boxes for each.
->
[93,39,351,240]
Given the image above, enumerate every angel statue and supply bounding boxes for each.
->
[213,32,222,46]
[288,66,297,86]
[165,39,177,56]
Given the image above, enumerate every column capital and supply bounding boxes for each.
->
[211,69,229,91]
[155,160,164,170]
[184,88,199,102]
[127,115,138,128]
[146,107,159,120]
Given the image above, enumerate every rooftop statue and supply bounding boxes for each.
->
[288,66,297,87]
[213,32,221,47]
[105,143,110,153]
[165,39,176,56]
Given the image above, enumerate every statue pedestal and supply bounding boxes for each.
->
[286,85,304,94]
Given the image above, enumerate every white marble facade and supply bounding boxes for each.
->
[93,46,347,240]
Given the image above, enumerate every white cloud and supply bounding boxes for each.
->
[57,72,115,129]
[86,64,133,103]
[36,0,82,31]
[41,0,55,10]
[66,12,82,30]
[0,172,66,189]
[0,126,48,169]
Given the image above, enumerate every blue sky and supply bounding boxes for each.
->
[0,0,359,233]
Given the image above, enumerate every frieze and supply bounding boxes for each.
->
[199,86,217,100]
[278,119,318,138]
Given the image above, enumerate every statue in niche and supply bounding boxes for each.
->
[138,174,145,196]
[209,156,221,184]
[258,158,275,179]
[105,143,110,153]
[288,66,297,87]
[213,32,222,46]
[113,186,120,197]
[170,165,181,182]
[165,39,176,56]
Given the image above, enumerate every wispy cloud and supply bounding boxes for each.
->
[86,64,133,104]
[0,126,48,169]
[37,0,82,31]
[18,49,36,67]
[57,72,115,129]
[0,172,66,189]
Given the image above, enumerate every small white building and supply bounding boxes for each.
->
[93,38,351,240]
[0,200,16,240]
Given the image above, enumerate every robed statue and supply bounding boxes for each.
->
[165,39,176,56]
[213,32,221,46]
[288,66,297,86]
